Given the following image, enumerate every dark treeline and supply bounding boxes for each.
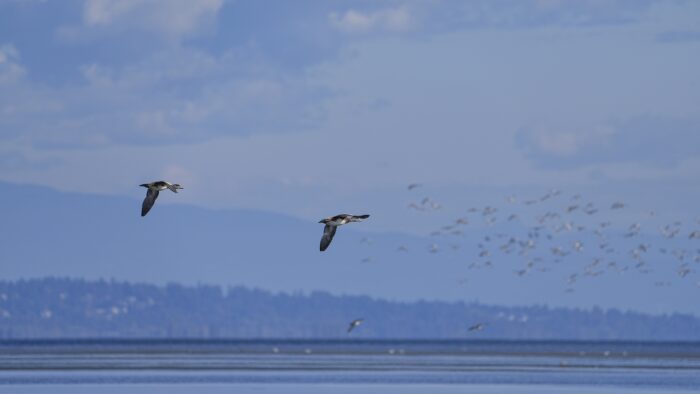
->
[0,277,698,340]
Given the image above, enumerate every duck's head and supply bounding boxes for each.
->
[172,184,184,190]
[319,217,330,224]
[139,184,149,188]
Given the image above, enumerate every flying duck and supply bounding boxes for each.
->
[139,181,183,217]
[347,318,364,333]
[468,322,486,332]
[318,214,370,251]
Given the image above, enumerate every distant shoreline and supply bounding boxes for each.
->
[2,278,700,341]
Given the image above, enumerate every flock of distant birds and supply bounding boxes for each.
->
[140,180,700,335]
[401,184,699,298]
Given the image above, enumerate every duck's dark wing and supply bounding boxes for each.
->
[320,224,337,251]
[141,188,159,217]
[347,319,362,333]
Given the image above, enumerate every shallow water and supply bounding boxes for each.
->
[0,340,698,393]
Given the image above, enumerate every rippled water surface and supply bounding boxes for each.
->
[0,340,698,393]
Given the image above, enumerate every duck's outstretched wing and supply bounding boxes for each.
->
[141,188,159,217]
[320,224,337,251]
[347,319,363,333]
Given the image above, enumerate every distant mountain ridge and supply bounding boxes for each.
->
[0,181,437,299]
[0,277,698,340]
[0,180,697,316]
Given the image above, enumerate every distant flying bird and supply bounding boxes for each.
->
[625,223,641,237]
[468,322,486,332]
[418,197,442,210]
[407,183,422,191]
[430,201,443,210]
[139,181,183,217]
[347,318,364,333]
[678,267,691,278]
[318,214,370,251]
[611,201,625,209]
[514,269,528,277]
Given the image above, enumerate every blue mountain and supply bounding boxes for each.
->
[0,181,696,317]
[0,181,451,299]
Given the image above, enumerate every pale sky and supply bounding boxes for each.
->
[1,1,698,232]
[1,1,699,314]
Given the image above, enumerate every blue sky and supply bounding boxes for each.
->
[1,1,699,313]
[1,1,699,218]
[1,0,699,231]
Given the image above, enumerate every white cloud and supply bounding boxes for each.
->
[80,63,113,87]
[82,0,223,39]
[135,110,174,136]
[162,163,195,188]
[519,124,615,157]
[330,10,372,33]
[84,0,137,25]
[329,6,414,34]
[0,44,328,149]
[0,44,26,84]
[518,116,700,169]
[531,131,579,156]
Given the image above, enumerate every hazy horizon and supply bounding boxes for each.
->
[1,1,699,320]
[1,180,699,318]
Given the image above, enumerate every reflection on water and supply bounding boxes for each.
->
[0,340,698,393]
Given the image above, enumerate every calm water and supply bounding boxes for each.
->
[0,339,698,393]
